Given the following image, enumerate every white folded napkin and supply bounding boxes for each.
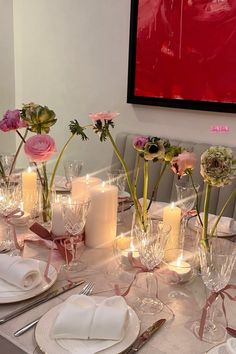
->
[196,213,234,234]
[0,255,41,290]
[139,199,168,219]
[52,295,128,341]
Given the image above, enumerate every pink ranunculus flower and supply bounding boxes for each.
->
[89,111,120,121]
[133,136,149,151]
[171,151,197,177]
[0,110,27,132]
[24,134,56,162]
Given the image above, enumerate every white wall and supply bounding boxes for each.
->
[0,0,15,153]
[13,0,236,176]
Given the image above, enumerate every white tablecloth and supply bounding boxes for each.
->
[0,224,235,354]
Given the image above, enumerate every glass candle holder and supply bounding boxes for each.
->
[162,248,198,284]
[113,232,140,271]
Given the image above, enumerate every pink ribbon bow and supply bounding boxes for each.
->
[30,223,85,282]
[30,222,81,282]
[115,252,181,297]
[2,208,24,251]
[199,284,236,339]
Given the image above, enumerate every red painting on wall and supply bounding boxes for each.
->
[127,0,236,113]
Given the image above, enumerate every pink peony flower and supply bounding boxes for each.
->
[89,111,119,121]
[0,110,27,132]
[24,134,56,162]
[133,136,149,151]
[171,151,197,177]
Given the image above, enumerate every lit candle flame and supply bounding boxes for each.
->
[176,255,183,267]
[130,239,135,252]
[86,174,90,184]
[171,202,175,209]
[27,166,32,173]
[101,181,105,192]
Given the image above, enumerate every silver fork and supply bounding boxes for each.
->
[14,281,94,337]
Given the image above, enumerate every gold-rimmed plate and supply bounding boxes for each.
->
[0,260,57,303]
[35,296,140,354]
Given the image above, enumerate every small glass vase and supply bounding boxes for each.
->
[38,163,55,227]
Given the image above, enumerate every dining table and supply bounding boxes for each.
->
[0,210,235,354]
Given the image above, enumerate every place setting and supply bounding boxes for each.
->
[0,107,235,354]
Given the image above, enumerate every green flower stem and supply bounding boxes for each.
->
[133,153,141,191]
[0,161,7,182]
[143,160,149,226]
[202,183,211,249]
[147,161,167,211]
[210,187,236,237]
[42,162,50,222]
[49,133,75,192]
[9,129,28,177]
[106,130,142,224]
[16,129,27,143]
[188,171,202,227]
[16,129,44,187]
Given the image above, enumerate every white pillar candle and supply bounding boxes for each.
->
[71,174,102,201]
[22,167,37,213]
[51,202,66,236]
[85,182,118,248]
[163,202,181,251]
[168,256,191,283]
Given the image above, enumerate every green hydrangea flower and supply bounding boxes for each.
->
[201,146,236,187]
[21,103,57,134]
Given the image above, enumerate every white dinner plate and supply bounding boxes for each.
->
[35,296,140,354]
[0,260,57,303]
[188,216,236,237]
[206,338,236,353]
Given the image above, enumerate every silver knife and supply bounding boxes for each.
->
[122,318,166,354]
[0,279,84,324]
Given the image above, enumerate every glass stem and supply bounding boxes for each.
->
[180,214,188,249]
[70,237,77,266]
[70,236,78,265]
[146,272,157,299]
[207,293,218,327]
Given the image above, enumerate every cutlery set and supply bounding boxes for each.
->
[1,279,166,353]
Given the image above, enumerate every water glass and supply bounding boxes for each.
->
[63,160,83,188]
[134,219,171,314]
[108,169,127,224]
[0,183,22,251]
[192,238,236,344]
[62,199,90,272]
[176,178,200,246]
[0,154,15,177]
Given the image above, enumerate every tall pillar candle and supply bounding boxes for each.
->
[22,167,37,213]
[51,202,66,236]
[85,182,118,248]
[71,174,101,201]
[163,202,181,251]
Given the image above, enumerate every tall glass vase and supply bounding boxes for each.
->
[39,162,53,226]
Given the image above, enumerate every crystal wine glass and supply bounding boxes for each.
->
[108,169,128,224]
[192,238,236,344]
[0,183,22,252]
[134,220,171,314]
[176,178,200,247]
[63,160,83,189]
[62,199,90,272]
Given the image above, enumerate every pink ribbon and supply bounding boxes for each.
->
[30,222,85,282]
[199,284,236,339]
[115,252,181,297]
[2,208,24,251]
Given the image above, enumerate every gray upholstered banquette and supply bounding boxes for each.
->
[111,132,236,218]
